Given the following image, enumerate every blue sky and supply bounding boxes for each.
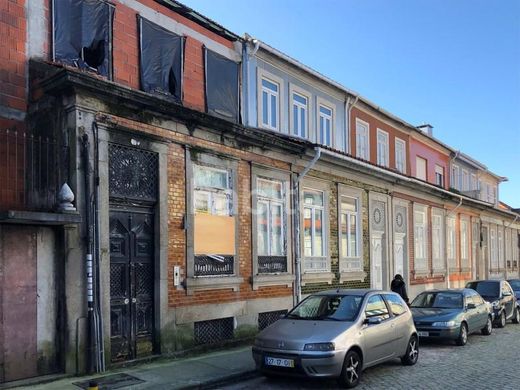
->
[184,0,520,206]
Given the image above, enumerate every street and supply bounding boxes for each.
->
[221,324,520,390]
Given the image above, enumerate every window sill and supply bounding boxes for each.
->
[339,270,367,283]
[252,273,294,290]
[185,275,244,295]
[413,270,430,278]
[301,271,335,286]
[432,268,446,276]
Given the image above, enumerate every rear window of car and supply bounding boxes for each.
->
[466,281,500,298]
[411,292,463,309]
[287,294,363,321]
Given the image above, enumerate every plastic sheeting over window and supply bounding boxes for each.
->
[53,0,114,77]
[204,48,239,122]
[139,17,183,101]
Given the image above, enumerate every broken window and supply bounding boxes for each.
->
[204,48,239,122]
[139,17,183,101]
[53,0,114,77]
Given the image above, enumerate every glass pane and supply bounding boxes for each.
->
[293,93,306,105]
[213,193,229,216]
[320,106,332,116]
[257,178,283,199]
[262,91,268,125]
[270,94,277,127]
[315,209,323,257]
[304,208,313,257]
[262,78,278,92]
[342,196,357,212]
[304,191,323,206]
[194,191,210,213]
[319,117,324,143]
[341,213,348,258]
[349,214,357,257]
[194,165,228,189]
[293,105,299,135]
[257,201,269,255]
[271,203,284,256]
[300,108,306,138]
[326,119,331,145]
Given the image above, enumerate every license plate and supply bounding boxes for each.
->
[418,331,429,337]
[265,356,295,368]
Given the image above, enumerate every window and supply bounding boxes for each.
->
[318,105,333,146]
[193,165,231,216]
[292,92,308,138]
[462,169,469,191]
[303,189,327,271]
[340,196,360,267]
[416,157,427,181]
[490,226,498,270]
[364,295,390,320]
[432,209,445,271]
[451,164,460,190]
[498,227,504,270]
[470,174,477,191]
[261,77,279,130]
[140,17,183,100]
[460,219,470,269]
[435,165,444,187]
[447,216,456,269]
[395,138,406,173]
[414,205,428,271]
[53,0,114,77]
[376,129,389,167]
[256,178,285,258]
[355,119,369,160]
[205,49,239,121]
[384,294,407,316]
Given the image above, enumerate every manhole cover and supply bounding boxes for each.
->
[74,373,144,389]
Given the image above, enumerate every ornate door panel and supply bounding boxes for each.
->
[370,196,389,290]
[393,203,408,281]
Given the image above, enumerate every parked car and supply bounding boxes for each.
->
[410,289,492,346]
[252,289,418,388]
[465,280,520,327]
[507,279,520,300]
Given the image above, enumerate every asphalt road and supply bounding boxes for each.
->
[220,322,520,390]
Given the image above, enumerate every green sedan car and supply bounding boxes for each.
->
[410,289,493,346]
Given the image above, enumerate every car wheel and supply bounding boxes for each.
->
[497,311,506,328]
[481,316,492,336]
[513,308,520,324]
[455,323,468,346]
[338,350,362,388]
[401,335,419,366]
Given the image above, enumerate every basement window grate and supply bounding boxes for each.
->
[258,310,288,331]
[194,317,234,345]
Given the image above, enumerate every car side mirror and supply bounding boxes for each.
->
[364,317,382,325]
[466,303,476,310]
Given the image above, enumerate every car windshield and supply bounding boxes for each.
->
[508,280,520,291]
[411,292,463,309]
[466,281,499,298]
[286,294,363,321]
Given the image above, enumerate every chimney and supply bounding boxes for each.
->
[417,123,433,137]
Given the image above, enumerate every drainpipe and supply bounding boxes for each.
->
[446,195,463,288]
[346,96,359,155]
[293,147,322,305]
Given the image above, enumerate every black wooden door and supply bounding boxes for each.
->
[109,209,154,362]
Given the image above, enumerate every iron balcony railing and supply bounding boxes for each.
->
[0,129,69,212]
[194,255,234,276]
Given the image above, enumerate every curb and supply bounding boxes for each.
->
[179,369,260,389]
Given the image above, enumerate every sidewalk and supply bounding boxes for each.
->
[12,346,257,390]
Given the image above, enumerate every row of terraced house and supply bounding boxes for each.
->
[0,0,519,383]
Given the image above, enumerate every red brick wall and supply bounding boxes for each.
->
[350,107,411,173]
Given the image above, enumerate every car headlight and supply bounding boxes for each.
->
[432,321,456,327]
[303,342,335,351]
[491,301,500,309]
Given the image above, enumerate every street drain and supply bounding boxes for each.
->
[73,373,145,389]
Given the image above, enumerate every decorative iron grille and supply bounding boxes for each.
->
[109,143,158,202]
[110,263,126,298]
[258,310,288,331]
[258,256,287,274]
[194,317,234,345]
[194,255,234,276]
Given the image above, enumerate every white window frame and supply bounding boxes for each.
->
[338,185,363,273]
[490,225,498,271]
[256,177,286,257]
[355,118,370,160]
[462,169,469,191]
[317,97,335,147]
[376,128,389,167]
[257,69,284,132]
[435,164,444,187]
[451,164,460,190]
[470,173,477,191]
[460,217,470,270]
[414,204,429,271]
[498,226,504,270]
[416,156,427,181]
[193,165,232,216]
[395,137,406,173]
[447,215,457,269]
[431,208,445,272]
[289,84,311,139]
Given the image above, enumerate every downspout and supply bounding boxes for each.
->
[81,134,95,374]
[446,195,463,288]
[293,147,322,305]
[346,96,359,155]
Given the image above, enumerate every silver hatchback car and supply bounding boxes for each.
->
[252,289,418,388]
